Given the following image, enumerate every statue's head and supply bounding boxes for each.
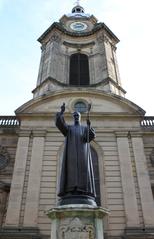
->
[73,111,81,124]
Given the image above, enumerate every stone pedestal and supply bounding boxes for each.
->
[47,205,109,239]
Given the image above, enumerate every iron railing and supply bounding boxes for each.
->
[0,116,20,127]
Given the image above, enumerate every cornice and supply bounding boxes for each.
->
[38,22,119,44]
[32,77,66,93]
[115,131,129,137]
[59,14,98,25]
[63,41,95,48]
[32,76,126,94]
[129,131,143,137]
[90,77,127,94]
[16,88,145,117]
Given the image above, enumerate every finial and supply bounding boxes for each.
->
[74,0,81,6]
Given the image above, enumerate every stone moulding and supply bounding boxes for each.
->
[46,205,109,219]
[0,227,41,239]
[38,22,119,44]
[123,227,154,239]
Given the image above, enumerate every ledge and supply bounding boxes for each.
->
[0,227,42,239]
[46,205,109,220]
[123,227,154,239]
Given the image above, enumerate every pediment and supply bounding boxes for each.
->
[16,90,145,117]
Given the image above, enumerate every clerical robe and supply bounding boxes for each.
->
[56,112,96,198]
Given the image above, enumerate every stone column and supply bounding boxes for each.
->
[5,132,30,226]
[131,132,154,227]
[23,131,45,227]
[116,132,140,227]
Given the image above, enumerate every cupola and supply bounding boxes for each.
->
[72,5,84,14]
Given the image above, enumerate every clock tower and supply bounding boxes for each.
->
[34,3,125,99]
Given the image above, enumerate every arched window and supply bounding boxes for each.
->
[69,53,90,86]
[91,146,101,206]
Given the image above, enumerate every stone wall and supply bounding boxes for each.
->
[0,128,18,227]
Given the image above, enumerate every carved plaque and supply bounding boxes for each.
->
[58,217,95,239]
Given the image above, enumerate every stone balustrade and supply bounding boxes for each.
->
[140,116,154,128]
[0,116,20,127]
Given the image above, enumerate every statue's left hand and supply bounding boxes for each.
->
[60,103,65,114]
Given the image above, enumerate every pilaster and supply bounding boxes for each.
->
[5,132,30,226]
[131,132,154,227]
[116,132,140,228]
[36,44,46,87]
[23,131,45,226]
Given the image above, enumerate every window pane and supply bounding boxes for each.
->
[74,102,87,113]
[70,53,90,86]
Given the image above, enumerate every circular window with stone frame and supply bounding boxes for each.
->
[0,147,10,170]
[74,101,88,113]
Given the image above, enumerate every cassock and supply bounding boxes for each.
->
[56,112,96,198]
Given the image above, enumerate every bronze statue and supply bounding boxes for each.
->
[55,103,96,206]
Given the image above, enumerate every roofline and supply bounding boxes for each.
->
[16,89,145,116]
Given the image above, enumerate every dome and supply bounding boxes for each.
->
[67,4,90,18]
[72,5,85,14]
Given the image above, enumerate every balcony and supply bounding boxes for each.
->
[0,116,20,127]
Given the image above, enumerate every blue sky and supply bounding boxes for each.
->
[0,0,154,115]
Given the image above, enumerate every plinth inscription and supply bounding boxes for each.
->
[58,217,95,239]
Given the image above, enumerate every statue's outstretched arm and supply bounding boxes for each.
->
[55,103,68,136]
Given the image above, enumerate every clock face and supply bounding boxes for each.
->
[70,22,87,31]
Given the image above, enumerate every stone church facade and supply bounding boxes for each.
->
[0,4,154,239]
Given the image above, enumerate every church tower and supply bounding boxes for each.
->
[33,3,125,99]
[0,3,154,239]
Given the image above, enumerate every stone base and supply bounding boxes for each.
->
[57,195,97,206]
[47,204,109,239]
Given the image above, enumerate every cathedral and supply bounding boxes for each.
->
[0,3,154,239]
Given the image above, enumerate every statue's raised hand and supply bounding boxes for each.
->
[60,103,65,114]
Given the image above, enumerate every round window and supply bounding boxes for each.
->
[74,101,87,113]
